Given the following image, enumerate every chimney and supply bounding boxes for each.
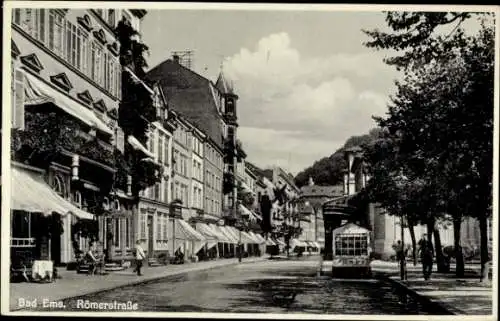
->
[173,55,180,64]
[308,176,314,186]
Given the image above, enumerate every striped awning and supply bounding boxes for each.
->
[265,238,276,246]
[178,220,206,242]
[195,223,218,240]
[218,226,239,244]
[208,224,233,243]
[248,232,266,244]
[11,166,95,220]
[291,239,308,248]
[23,71,113,135]
[241,231,258,244]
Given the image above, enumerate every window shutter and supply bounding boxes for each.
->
[13,69,25,130]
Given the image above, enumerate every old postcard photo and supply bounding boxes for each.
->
[1,2,498,319]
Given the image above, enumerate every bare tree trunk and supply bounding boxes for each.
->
[479,216,489,282]
[453,217,465,278]
[408,223,417,266]
[433,224,448,273]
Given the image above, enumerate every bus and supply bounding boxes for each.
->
[331,222,372,278]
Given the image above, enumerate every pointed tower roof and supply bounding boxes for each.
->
[215,69,235,95]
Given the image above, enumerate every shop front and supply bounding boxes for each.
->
[10,163,95,279]
[136,199,171,260]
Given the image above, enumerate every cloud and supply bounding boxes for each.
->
[225,32,395,172]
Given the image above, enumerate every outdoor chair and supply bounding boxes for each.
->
[11,254,34,282]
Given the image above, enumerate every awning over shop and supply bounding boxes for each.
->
[196,223,230,248]
[23,72,113,135]
[208,224,232,243]
[241,231,258,244]
[265,238,276,246]
[128,135,155,159]
[237,178,255,195]
[11,166,94,220]
[195,223,218,240]
[248,232,265,244]
[178,220,206,242]
[225,226,254,244]
[291,239,308,249]
[275,239,286,247]
[238,204,261,222]
[218,226,239,244]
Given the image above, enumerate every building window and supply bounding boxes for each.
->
[65,20,78,65]
[156,214,161,241]
[163,178,169,203]
[158,134,163,164]
[125,218,131,248]
[77,27,90,75]
[140,214,147,240]
[162,215,168,240]
[154,182,161,201]
[91,42,104,86]
[12,212,32,241]
[107,9,116,27]
[48,10,64,56]
[114,218,121,247]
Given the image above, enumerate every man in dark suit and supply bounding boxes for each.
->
[418,234,434,280]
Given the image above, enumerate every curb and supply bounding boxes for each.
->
[11,257,268,312]
[381,275,461,315]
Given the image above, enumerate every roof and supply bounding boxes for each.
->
[300,185,344,198]
[332,222,370,236]
[146,59,224,149]
[215,70,235,95]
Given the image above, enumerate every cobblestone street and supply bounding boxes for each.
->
[26,258,445,314]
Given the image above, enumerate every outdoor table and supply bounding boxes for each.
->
[32,260,53,281]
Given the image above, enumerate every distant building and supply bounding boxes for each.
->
[297,177,342,249]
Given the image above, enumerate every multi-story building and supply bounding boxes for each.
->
[188,124,205,220]
[9,8,136,265]
[262,167,300,226]
[136,82,176,259]
[172,117,192,216]
[146,57,231,223]
[203,138,224,220]
[297,178,342,250]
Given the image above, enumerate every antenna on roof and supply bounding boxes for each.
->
[171,50,194,69]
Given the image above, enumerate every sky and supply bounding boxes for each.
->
[141,9,402,175]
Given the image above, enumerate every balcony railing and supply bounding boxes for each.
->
[11,238,36,247]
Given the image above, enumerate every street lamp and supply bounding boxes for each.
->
[235,214,249,263]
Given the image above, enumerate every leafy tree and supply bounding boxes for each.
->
[363,12,494,279]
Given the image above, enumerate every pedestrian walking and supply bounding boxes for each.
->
[418,234,434,280]
[134,240,146,276]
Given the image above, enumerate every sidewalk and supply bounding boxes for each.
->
[371,260,493,315]
[9,256,268,311]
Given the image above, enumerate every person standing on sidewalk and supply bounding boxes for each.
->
[418,234,434,280]
[134,240,146,276]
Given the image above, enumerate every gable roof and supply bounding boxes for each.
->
[146,59,224,149]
